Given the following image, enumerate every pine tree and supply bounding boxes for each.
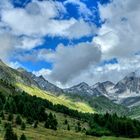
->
[0,111,5,120]
[13,133,18,140]
[67,124,70,131]
[75,122,81,132]
[4,96,17,113]
[16,115,22,125]
[4,123,17,140]
[21,122,26,130]
[44,119,49,128]
[8,113,13,121]
[20,134,27,140]
[33,121,38,128]
[64,119,68,125]
[0,98,3,110]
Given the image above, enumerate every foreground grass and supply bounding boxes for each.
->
[100,137,140,140]
[17,83,95,113]
[0,113,140,140]
[1,126,140,140]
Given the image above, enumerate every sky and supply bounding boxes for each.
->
[0,0,140,88]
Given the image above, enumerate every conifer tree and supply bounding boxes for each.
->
[16,115,22,125]
[20,134,27,140]
[21,122,26,130]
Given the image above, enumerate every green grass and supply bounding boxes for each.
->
[1,112,140,140]
[1,122,140,140]
[100,137,140,140]
[0,112,95,140]
[16,83,95,113]
[47,109,89,131]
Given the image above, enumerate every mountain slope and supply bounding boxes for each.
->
[16,82,95,113]
[105,71,140,107]
[64,82,94,96]
[0,60,94,113]
[17,68,63,95]
[89,96,128,115]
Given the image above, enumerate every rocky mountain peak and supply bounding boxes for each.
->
[102,81,114,87]
[74,82,89,88]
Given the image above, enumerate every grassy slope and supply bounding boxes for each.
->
[1,123,140,140]
[0,111,94,140]
[0,112,140,140]
[16,83,95,113]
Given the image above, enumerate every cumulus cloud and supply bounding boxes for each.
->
[34,42,101,84]
[18,36,44,50]
[0,33,19,61]
[33,68,52,77]
[1,0,97,39]
[0,33,43,62]
[94,0,140,59]
[56,55,140,87]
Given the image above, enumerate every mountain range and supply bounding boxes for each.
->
[0,59,140,119]
[65,71,140,108]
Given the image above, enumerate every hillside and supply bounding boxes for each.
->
[0,109,93,140]
[16,83,94,113]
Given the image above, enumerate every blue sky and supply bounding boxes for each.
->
[10,0,108,71]
[0,0,140,87]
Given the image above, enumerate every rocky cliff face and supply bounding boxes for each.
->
[64,82,94,96]
[64,71,140,107]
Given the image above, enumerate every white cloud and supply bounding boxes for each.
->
[0,33,20,61]
[33,42,101,84]
[58,55,140,87]
[33,68,52,77]
[1,0,97,39]
[94,0,140,59]
[8,61,22,69]
[18,36,44,50]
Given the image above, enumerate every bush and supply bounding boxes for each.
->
[86,128,111,137]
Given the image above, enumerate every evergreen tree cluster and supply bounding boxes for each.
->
[44,113,58,130]
[4,123,27,140]
[87,113,140,138]
[4,123,17,140]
